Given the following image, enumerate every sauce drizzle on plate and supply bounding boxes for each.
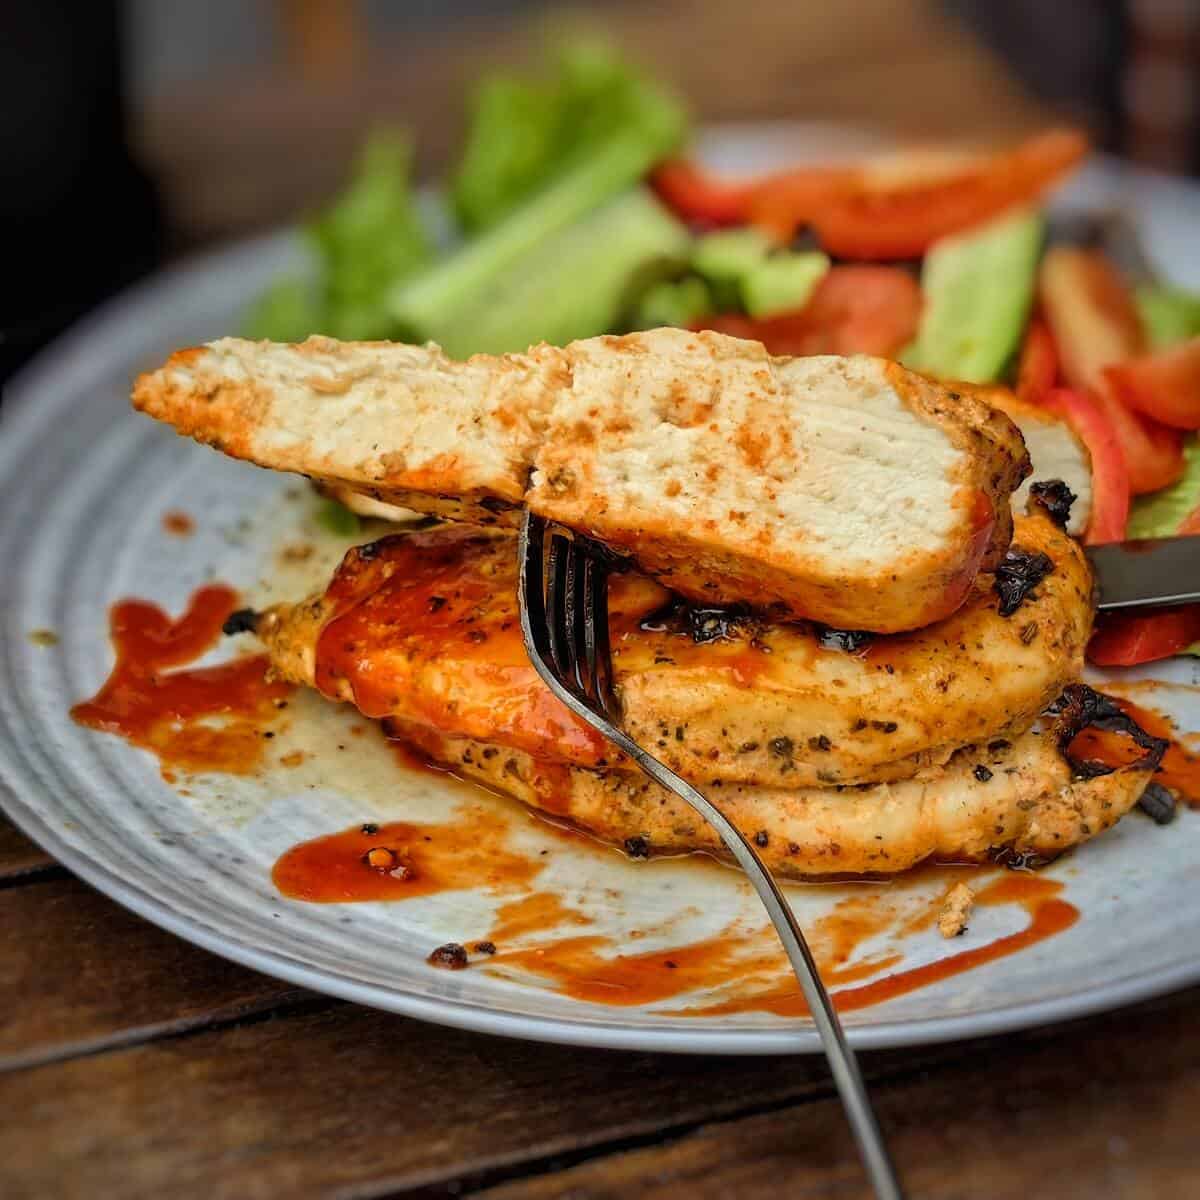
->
[70,585,290,779]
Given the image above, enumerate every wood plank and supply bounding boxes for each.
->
[0,1001,968,1200]
[0,814,54,881]
[0,876,310,1071]
[6,986,1196,1200]
[475,989,1200,1200]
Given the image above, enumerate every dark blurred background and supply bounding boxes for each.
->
[3,0,1197,381]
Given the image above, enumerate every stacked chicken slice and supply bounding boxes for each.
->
[133,329,1161,876]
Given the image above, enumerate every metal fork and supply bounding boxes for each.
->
[517,512,904,1200]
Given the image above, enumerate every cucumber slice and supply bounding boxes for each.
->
[903,209,1044,383]
[432,187,691,357]
[634,276,712,328]
[691,229,772,309]
[742,252,829,318]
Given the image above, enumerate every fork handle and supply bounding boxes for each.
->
[603,724,905,1200]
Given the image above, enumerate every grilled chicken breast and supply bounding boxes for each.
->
[390,723,1156,878]
[134,329,1029,631]
[251,511,1092,790]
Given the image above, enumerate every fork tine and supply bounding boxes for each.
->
[567,543,590,694]
[582,552,616,720]
[580,552,601,705]
[518,513,553,666]
[545,533,574,682]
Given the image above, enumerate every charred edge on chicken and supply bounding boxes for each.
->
[994,547,1054,617]
[1047,683,1168,779]
[222,608,260,637]
[1028,479,1076,530]
[639,598,759,644]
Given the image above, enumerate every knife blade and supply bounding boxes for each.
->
[1088,537,1200,611]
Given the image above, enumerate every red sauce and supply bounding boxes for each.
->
[308,527,830,774]
[487,891,910,1009]
[492,932,777,1007]
[313,529,611,766]
[272,762,1077,1015]
[162,510,195,537]
[487,892,591,944]
[1118,699,1200,806]
[689,874,1076,1017]
[1066,696,1200,805]
[70,586,290,778]
[273,806,541,902]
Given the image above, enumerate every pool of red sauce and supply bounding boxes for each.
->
[1117,699,1200,805]
[70,585,291,779]
[272,777,1079,1015]
[272,806,541,902]
[685,874,1075,1017]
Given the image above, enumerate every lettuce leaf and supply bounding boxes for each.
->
[308,130,432,340]
[1128,436,1200,539]
[242,278,323,343]
[241,129,432,342]
[451,41,685,233]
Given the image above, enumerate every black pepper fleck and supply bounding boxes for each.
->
[427,943,469,970]
[995,547,1054,617]
[221,608,258,636]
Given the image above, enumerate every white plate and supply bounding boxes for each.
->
[3,125,1200,1055]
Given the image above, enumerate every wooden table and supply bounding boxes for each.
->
[4,808,1198,1198]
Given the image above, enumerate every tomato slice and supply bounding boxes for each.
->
[811,129,1088,260]
[1088,604,1200,667]
[1015,318,1059,405]
[1104,337,1200,430]
[1038,246,1146,393]
[1090,386,1185,494]
[1037,246,1184,493]
[650,159,760,226]
[1039,388,1130,543]
[692,265,922,357]
[745,167,866,242]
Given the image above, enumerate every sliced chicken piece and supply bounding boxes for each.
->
[966,385,1093,536]
[250,512,1092,790]
[134,329,1029,631]
[390,723,1158,879]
